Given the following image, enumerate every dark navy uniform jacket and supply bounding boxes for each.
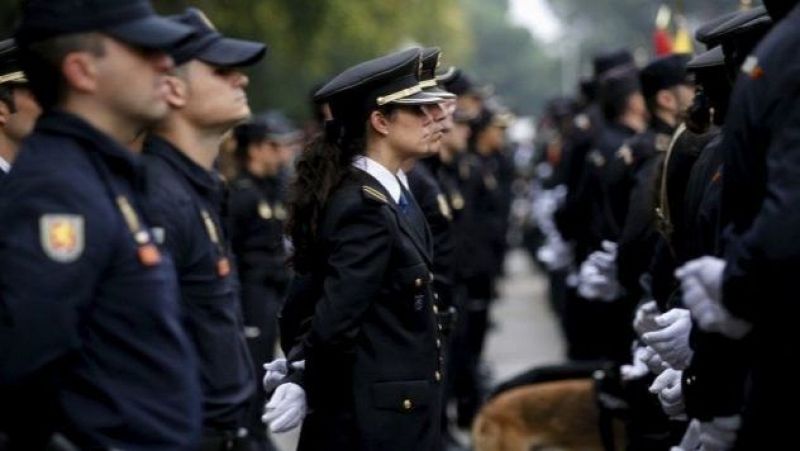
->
[0,110,201,450]
[142,136,255,430]
[715,5,800,445]
[283,168,445,451]
[228,169,290,291]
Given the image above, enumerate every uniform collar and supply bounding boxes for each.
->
[0,154,10,173]
[144,134,220,196]
[35,109,141,172]
[352,155,403,203]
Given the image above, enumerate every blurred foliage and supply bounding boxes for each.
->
[0,0,764,119]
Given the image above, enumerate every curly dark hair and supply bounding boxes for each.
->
[286,104,398,272]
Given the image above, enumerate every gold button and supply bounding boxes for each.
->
[429,272,435,281]
[403,399,413,410]
[436,339,441,348]
[433,305,439,314]
[414,278,423,288]
[438,324,443,331]
[434,293,439,300]
[435,371,442,381]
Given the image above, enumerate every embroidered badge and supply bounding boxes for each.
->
[616,145,634,166]
[437,194,452,220]
[258,201,273,220]
[40,214,84,263]
[741,56,764,80]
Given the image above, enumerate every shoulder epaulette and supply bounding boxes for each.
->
[362,185,389,204]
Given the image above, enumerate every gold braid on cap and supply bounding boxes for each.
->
[376,85,423,105]
[0,71,26,85]
[419,79,438,89]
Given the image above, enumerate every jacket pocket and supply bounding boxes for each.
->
[371,380,431,412]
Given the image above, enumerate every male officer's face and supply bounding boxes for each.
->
[178,60,251,131]
[443,121,470,153]
[92,37,175,125]
[2,85,41,143]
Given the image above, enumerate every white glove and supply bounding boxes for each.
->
[671,419,702,451]
[588,241,618,274]
[676,257,752,339]
[537,233,573,271]
[641,345,669,375]
[641,309,694,370]
[649,368,685,418]
[578,255,622,301]
[262,382,307,433]
[263,359,305,393]
[699,416,741,451]
[621,344,650,381]
[633,300,661,337]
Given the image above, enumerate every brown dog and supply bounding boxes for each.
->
[472,378,624,451]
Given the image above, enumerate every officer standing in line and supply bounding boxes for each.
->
[0,39,40,179]
[140,8,267,451]
[0,1,202,449]
[229,111,300,451]
[614,54,692,303]
[264,48,448,450]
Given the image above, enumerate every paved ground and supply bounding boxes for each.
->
[273,248,566,450]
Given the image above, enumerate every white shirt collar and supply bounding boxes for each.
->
[0,155,10,174]
[396,169,410,190]
[352,155,402,203]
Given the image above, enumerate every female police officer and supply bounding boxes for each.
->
[265,48,448,450]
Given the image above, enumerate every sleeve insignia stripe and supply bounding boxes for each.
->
[362,186,389,203]
[40,214,85,263]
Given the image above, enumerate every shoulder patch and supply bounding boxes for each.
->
[40,214,84,263]
[574,114,591,131]
[437,194,453,221]
[616,145,634,166]
[588,149,606,168]
[655,133,672,152]
[741,55,764,80]
[362,185,389,204]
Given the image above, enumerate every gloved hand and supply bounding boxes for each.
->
[263,358,305,393]
[588,240,617,274]
[621,344,650,381]
[699,416,741,451]
[676,258,752,339]
[671,419,702,451]
[641,309,694,370]
[262,382,307,433]
[633,300,661,337]
[641,345,669,375]
[536,232,573,271]
[578,253,622,301]
[649,368,685,418]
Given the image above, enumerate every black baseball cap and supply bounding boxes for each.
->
[169,8,266,67]
[15,0,193,50]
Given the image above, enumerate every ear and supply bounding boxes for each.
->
[0,100,10,128]
[163,75,188,109]
[656,89,676,111]
[61,52,98,94]
[369,109,391,136]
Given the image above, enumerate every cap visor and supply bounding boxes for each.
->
[391,91,446,105]
[105,16,194,50]
[688,46,725,70]
[424,86,456,99]
[197,37,266,67]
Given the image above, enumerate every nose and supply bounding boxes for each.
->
[232,71,249,89]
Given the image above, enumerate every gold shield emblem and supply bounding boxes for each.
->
[437,194,452,221]
[40,214,84,263]
[258,201,273,220]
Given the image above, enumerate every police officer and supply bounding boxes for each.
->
[614,54,692,302]
[0,39,40,179]
[0,1,202,449]
[229,111,300,451]
[140,8,267,450]
[265,48,447,450]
